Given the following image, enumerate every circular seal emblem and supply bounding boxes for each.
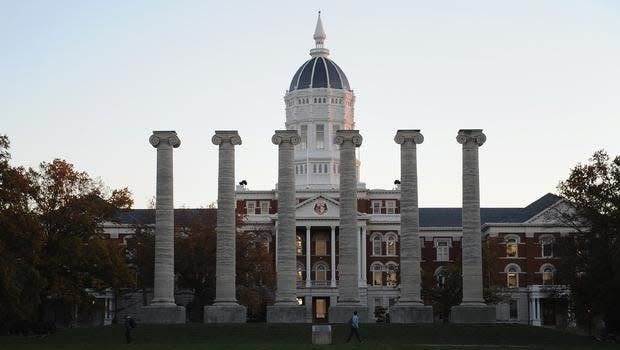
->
[313,200,328,216]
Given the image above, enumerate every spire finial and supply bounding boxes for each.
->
[310,11,329,58]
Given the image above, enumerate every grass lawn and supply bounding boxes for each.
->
[1,323,618,350]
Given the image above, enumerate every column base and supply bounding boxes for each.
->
[328,304,369,323]
[140,304,186,324]
[204,303,247,323]
[450,304,496,323]
[390,304,434,323]
[266,304,307,323]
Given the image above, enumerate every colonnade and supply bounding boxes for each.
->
[141,128,495,324]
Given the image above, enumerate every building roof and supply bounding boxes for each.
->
[115,194,562,229]
[419,193,562,227]
[115,208,217,227]
[289,56,351,92]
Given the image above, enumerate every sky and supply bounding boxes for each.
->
[1,1,619,209]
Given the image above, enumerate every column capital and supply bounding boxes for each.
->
[456,129,486,147]
[272,130,301,146]
[212,130,242,146]
[149,131,181,148]
[335,130,363,147]
[394,129,424,145]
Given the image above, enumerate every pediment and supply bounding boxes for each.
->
[295,195,341,218]
[526,200,574,224]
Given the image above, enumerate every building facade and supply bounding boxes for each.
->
[232,14,573,325]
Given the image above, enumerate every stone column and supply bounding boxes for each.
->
[267,130,306,322]
[391,130,433,323]
[305,226,311,287]
[140,130,185,324]
[329,130,369,323]
[205,130,246,323]
[361,226,367,284]
[330,226,336,287]
[450,129,495,323]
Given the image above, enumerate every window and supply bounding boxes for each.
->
[296,234,303,255]
[506,265,519,288]
[436,240,450,262]
[374,298,382,308]
[315,263,327,281]
[246,201,256,215]
[386,234,397,256]
[386,263,398,287]
[260,201,269,215]
[509,300,518,320]
[296,262,304,281]
[506,237,518,257]
[372,263,383,286]
[435,267,447,288]
[542,265,554,285]
[315,239,326,256]
[372,234,382,256]
[323,164,328,173]
[300,125,307,150]
[316,124,325,149]
[386,200,396,214]
[372,201,381,214]
[541,236,554,258]
[313,163,317,173]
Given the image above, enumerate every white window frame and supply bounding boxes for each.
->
[505,234,520,258]
[385,232,398,256]
[505,263,521,288]
[316,124,325,149]
[259,201,270,215]
[385,200,396,214]
[540,235,555,258]
[371,233,382,256]
[371,262,384,286]
[246,201,256,215]
[300,124,308,150]
[540,263,555,286]
[434,238,452,262]
[386,262,398,287]
[371,201,381,214]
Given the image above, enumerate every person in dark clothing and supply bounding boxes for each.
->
[124,316,136,344]
[346,311,362,343]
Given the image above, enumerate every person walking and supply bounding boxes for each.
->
[124,315,137,344]
[346,311,362,343]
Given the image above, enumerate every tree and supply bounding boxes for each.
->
[421,264,462,322]
[558,150,620,334]
[0,136,44,326]
[174,212,217,322]
[0,135,135,328]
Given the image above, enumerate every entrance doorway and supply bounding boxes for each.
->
[313,297,330,323]
[541,299,556,326]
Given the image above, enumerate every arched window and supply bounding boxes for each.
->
[434,266,447,288]
[505,264,521,288]
[314,262,329,282]
[296,262,305,282]
[371,262,384,286]
[386,262,398,287]
[540,235,555,258]
[385,233,397,256]
[541,264,555,285]
[371,234,382,256]
[296,234,303,255]
[505,235,519,257]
